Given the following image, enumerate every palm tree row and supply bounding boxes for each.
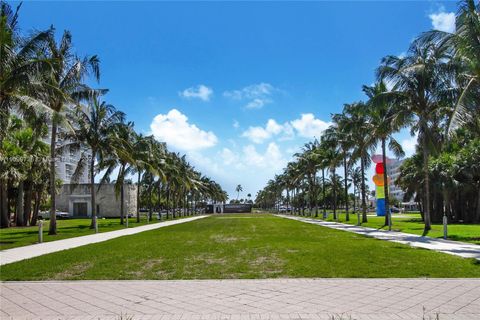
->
[256,0,480,232]
[0,1,227,231]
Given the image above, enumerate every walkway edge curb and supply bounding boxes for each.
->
[275,214,480,260]
[0,215,209,266]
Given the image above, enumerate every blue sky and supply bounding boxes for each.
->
[18,1,457,199]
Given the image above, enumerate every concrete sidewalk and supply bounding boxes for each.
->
[277,215,480,260]
[0,215,208,266]
[1,279,479,319]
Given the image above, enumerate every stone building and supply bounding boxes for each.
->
[56,183,137,218]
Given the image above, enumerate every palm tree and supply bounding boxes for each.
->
[341,102,375,223]
[0,1,51,144]
[350,166,363,224]
[319,135,342,220]
[325,116,353,221]
[100,122,136,225]
[70,98,124,229]
[236,184,243,200]
[132,134,158,222]
[419,0,479,133]
[43,30,102,235]
[363,81,405,229]
[0,2,51,227]
[296,141,320,216]
[377,38,455,233]
[313,145,330,219]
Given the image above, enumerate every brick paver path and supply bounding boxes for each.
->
[1,279,479,319]
[277,215,480,260]
[0,216,208,266]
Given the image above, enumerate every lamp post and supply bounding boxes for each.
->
[443,213,448,240]
[38,220,43,243]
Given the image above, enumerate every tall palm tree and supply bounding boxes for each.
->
[419,0,480,133]
[350,166,363,224]
[342,102,375,223]
[70,98,124,229]
[363,81,405,229]
[325,115,353,221]
[377,38,455,232]
[295,142,320,216]
[100,122,135,225]
[235,184,243,200]
[0,1,51,143]
[320,135,342,220]
[43,30,102,235]
[313,144,330,219]
[0,2,51,227]
[131,134,158,222]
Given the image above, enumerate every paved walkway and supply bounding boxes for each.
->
[0,216,208,266]
[1,279,479,319]
[277,215,480,260]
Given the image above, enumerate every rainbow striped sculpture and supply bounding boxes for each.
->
[372,155,390,216]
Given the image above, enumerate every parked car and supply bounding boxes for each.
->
[38,210,70,219]
[56,211,70,219]
[279,206,288,213]
[390,207,400,213]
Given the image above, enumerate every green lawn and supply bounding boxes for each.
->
[1,214,479,280]
[314,211,480,245]
[0,216,162,250]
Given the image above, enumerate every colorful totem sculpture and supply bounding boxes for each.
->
[371,155,390,216]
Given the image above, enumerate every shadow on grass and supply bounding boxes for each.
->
[448,235,480,243]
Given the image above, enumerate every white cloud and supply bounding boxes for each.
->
[245,98,270,109]
[179,84,213,101]
[242,142,286,170]
[220,148,238,166]
[150,109,218,151]
[242,114,330,144]
[242,119,287,144]
[224,83,277,109]
[401,135,418,157]
[233,120,240,129]
[429,10,455,33]
[290,113,331,139]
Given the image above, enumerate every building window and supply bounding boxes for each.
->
[65,164,73,179]
[69,145,76,158]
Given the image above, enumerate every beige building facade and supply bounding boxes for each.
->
[56,184,138,218]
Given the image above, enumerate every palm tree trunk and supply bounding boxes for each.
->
[148,187,153,221]
[31,191,41,226]
[48,120,58,235]
[475,185,480,223]
[422,133,431,233]
[322,169,326,219]
[15,181,24,226]
[361,155,368,223]
[173,192,176,219]
[343,154,349,221]
[23,180,33,226]
[0,180,10,228]
[136,172,141,223]
[120,183,125,225]
[89,153,97,229]
[353,180,359,225]
[166,184,170,219]
[332,169,337,221]
[382,138,391,230]
[159,184,164,220]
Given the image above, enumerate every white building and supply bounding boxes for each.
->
[42,126,90,184]
[13,108,90,184]
[386,158,404,201]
